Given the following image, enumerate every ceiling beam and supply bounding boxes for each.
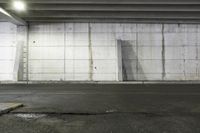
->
[0,0,200,4]
[20,11,200,19]
[5,4,200,12]
[0,7,26,25]
[27,18,200,24]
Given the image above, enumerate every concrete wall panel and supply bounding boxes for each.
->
[90,23,118,81]
[0,47,16,60]
[93,60,117,74]
[29,74,64,81]
[24,23,200,81]
[29,60,64,73]
[0,61,14,73]
[164,24,199,80]
[74,60,90,73]
[28,23,65,81]
[64,23,90,81]
[29,47,64,60]
[0,22,17,81]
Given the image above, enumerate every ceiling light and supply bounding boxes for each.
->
[0,7,12,17]
[13,1,26,11]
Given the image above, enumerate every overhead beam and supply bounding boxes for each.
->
[20,11,200,19]
[4,4,200,12]
[1,0,200,23]
[0,7,26,25]
[27,18,200,24]
[0,0,200,4]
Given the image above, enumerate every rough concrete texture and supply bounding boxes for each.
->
[0,84,200,114]
[1,22,200,81]
[0,22,27,81]
[0,113,200,133]
[0,84,200,133]
[0,22,17,81]
[27,23,200,81]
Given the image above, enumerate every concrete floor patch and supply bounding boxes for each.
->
[0,103,23,114]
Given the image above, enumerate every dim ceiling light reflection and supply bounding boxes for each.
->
[12,1,26,11]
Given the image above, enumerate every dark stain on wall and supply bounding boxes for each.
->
[88,23,93,81]
[162,24,166,80]
[120,40,146,81]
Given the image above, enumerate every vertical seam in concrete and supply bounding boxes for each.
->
[183,28,186,79]
[136,24,139,81]
[88,23,93,81]
[162,24,166,80]
[26,24,30,83]
[64,23,66,81]
[72,24,75,80]
[196,25,199,78]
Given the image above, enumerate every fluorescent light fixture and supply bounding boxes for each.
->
[13,1,26,11]
[0,7,12,17]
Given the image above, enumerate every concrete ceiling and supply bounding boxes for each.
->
[0,0,200,23]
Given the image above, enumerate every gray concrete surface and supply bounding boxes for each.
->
[0,84,200,132]
[0,103,23,114]
[1,113,200,133]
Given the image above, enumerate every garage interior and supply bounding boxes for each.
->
[0,0,200,82]
[0,0,200,133]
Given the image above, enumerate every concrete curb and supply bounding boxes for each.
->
[1,81,200,85]
[0,103,23,115]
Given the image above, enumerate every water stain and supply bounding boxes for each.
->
[88,23,93,81]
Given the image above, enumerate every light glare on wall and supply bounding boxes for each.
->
[12,1,26,11]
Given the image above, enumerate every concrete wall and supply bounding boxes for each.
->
[164,24,200,80]
[28,23,118,81]
[1,22,200,81]
[0,22,27,81]
[0,22,17,81]
[27,23,200,81]
[120,24,200,81]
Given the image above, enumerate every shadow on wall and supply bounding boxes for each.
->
[119,40,146,81]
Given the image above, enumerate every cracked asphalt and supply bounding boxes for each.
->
[0,83,200,133]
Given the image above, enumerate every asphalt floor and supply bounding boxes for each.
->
[0,83,200,133]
